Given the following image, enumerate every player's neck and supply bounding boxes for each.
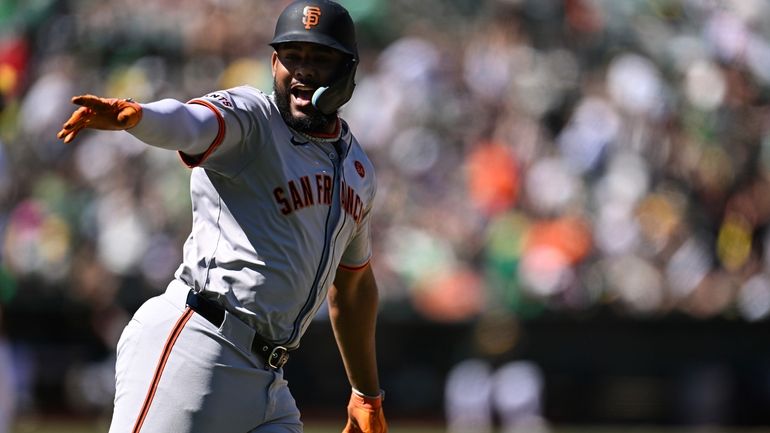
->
[291,118,342,144]
[306,117,340,139]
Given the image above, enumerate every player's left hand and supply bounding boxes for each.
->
[57,94,142,143]
[342,390,387,433]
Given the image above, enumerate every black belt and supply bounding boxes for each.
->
[185,290,290,370]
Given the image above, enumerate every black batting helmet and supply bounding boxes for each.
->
[270,0,358,59]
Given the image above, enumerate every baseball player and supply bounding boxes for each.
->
[56,1,387,432]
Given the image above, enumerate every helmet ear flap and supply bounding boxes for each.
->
[312,58,357,115]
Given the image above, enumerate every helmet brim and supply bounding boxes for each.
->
[270,32,357,58]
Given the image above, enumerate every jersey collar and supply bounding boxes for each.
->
[290,118,341,144]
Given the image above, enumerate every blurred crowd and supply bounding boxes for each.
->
[2,0,770,425]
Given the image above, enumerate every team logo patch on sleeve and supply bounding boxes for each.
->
[354,161,365,178]
[204,92,233,108]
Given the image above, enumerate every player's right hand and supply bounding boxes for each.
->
[57,94,142,143]
[342,391,387,433]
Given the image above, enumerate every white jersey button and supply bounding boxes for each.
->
[329,152,337,160]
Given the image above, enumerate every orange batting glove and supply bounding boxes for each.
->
[343,389,387,433]
[56,94,142,143]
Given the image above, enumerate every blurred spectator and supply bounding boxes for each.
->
[0,311,14,433]
[0,264,16,431]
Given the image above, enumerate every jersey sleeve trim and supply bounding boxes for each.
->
[178,99,226,168]
[338,258,370,272]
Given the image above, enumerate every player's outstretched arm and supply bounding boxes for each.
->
[329,264,387,433]
[57,95,142,143]
[57,95,220,156]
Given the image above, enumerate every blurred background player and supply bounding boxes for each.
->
[0,306,15,433]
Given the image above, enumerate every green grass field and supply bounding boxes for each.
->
[10,418,770,433]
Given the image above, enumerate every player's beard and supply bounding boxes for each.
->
[274,79,337,134]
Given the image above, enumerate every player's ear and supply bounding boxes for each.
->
[271,51,279,77]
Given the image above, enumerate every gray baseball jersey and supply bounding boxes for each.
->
[108,86,376,433]
[174,85,376,349]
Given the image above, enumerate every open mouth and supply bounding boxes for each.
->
[291,85,316,107]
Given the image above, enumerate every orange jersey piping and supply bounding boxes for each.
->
[338,259,370,272]
[131,308,194,433]
[178,99,226,168]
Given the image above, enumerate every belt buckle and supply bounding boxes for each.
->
[268,346,289,369]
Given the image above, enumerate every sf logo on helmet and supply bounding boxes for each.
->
[303,6,322,30]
